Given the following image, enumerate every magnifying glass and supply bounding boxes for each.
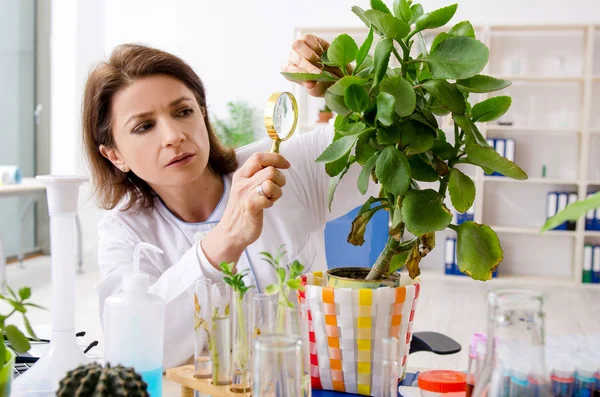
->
[264,92,299,153]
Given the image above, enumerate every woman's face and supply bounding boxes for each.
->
[101,74,211,190]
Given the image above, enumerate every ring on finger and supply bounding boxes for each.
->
[256,183,266,197]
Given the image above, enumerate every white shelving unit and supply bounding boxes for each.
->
[290,24,600,287]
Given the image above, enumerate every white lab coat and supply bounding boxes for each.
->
[96,125,378,369]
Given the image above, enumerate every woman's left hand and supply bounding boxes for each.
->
[282,34,342,98]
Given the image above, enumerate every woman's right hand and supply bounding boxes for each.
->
[200,152,291,269]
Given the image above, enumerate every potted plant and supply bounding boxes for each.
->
[281,0,527,394]
[318,104,335,124]
[0,285,43,397]
[283,0,527,286]
[212,101,258,148]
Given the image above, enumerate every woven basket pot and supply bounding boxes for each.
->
[297,271,420,396]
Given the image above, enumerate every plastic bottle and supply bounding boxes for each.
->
[104,242,166,397]
[466,333,487,397]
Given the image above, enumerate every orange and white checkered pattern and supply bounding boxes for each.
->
[297,272,420,396]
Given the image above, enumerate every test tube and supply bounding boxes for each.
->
[551,360,575,397]
[574,361,596,397]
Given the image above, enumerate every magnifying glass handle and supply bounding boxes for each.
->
[270,140,281,153]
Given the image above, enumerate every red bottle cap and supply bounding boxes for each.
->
[418,370,467,393]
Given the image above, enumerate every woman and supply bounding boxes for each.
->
[85,35,376,368]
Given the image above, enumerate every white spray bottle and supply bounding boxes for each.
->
[103,242,166,397]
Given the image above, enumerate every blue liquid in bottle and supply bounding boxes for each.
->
[140,367,163,397]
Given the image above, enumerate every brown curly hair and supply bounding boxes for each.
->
[82,44,237,210]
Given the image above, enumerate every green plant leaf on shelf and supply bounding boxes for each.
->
[328,76,369,96]
[365,10,410,42]
[402,189,453,236]
[448,21,475,38]
[376,146,411,196]
[414,4,458,34]
[423,36,489,80]
[5,325,30,353]
[471,96,512,122]
[451,221,503,281]
[328,34,358,70]
[380,76,416,117]
[456,75,512,93]
[376,92,396,126]
[465,144,527,180]
[344,84,370,113]
[421,79,465,114]
[449,168,476,213]
[541,192,600,232]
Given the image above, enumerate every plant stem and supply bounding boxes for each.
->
[365,236,401,280]
[454,122,460,150]
[392,47,403,66]
[439,178,448,196]
[234,293,248,374]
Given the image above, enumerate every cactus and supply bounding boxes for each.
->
[57,362,149,397]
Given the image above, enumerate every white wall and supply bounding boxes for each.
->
[52,0,600,258]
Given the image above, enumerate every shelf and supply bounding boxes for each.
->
[584,231,600,237]
[586,181,600,186]
[494,75,584,83]
[485,126,580,135]
[490,226,577,237]
[483,177,578,185]
[416,270,574,287]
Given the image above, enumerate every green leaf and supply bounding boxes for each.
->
[410,111,438,130]
[328,76,369,96]
[414,4,458,33]
[472,96,512,122]
[8,300,26,313]
[401,189,453,236]
[265,284,279,295]
[358,153,379,194]
[456,75,512,93]
[371,0,391,14]
[421,79,465,114]
[328,34,358,70]
[316,135,358,163]
[453,221,503,281]
[380,76,416,117]
[401,120,436,156]
[276,268,286,283]
[388,251,409,274]
[448,21,475,38]
[394,0,412,22]
[376,146,410,196]
[325,91,351,116]
[5,325,30,353]
[449,168,475,213]
[18,287,31,301]
[365,10,410,42]
[373,38,393,88]
[356,27,374,72]
[352,6,374,30]
[280,72,338,83]
[453,114,490,147]
[334,114,350,131]
[23,315,37,339]
[430,32,449,53]
[424,36,489,80]
[24,303,46,310]
[339,122,369,136]
[542,192,600,232]
[376,92,396,126]
[327,158,355,211]
[377,126,402,145]
[219,262,233,275]
[344,84,370,113]
[326,149,351,177]
[409,4,424,24]
[431,140,457,160]
[408,155,439,182]
[466,144,527,180]
[356,133,378,165]
[6,285,18,302]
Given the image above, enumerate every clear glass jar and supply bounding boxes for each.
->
[252,293,278,338]
[380,337,400,397]
[472,289,551,397]
[466,333,487,397]
[231,288,254,393]
[193,278,212,380]
[252,334,303,397]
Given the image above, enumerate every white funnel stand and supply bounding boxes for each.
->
[12,176,90,395]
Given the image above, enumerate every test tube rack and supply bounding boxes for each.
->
[166,365,251,397]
